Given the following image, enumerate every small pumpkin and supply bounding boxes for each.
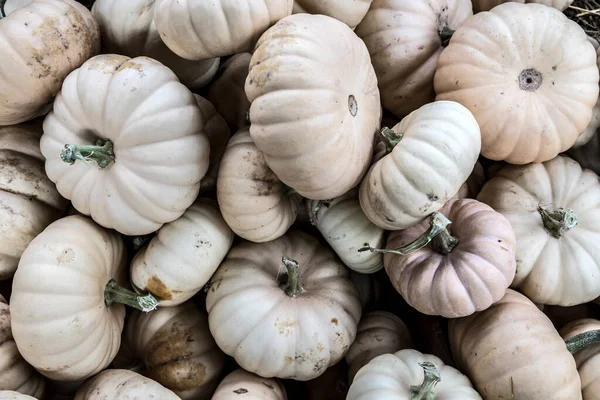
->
[561,319,600,400]
[477,155,600,305]
[212,369,287,400]
[434,3,599,164]
[206,230,362,381]
[472,0,574,12]
[0,0,100,126]
[292,0,373,28]
[40,54,211,236]
[0,392,35,400]
[74,369,179,400]
[359,101,481,230]
[246,13,381,200]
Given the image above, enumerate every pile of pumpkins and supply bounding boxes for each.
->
[2,0,600,399]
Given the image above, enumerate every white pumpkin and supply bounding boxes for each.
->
[74,369,179,400]
[0,392,36,400]
[472,0,574,12]
[40,54,210,236]
[292,0,373,28]
[212,369,287,400]
[560,319,600,400]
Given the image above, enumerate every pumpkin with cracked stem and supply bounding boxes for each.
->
[477,155,600,305]
[40,54,210,236]
[206,230,362,381]
[10,215,159,381]
[74,369,179,399]
[345,311,413,383]
[453,161,485,199]
[560,319,600,400]
[246,14,381,200]
[292,0,373,28]
[356,0,472,118]
[435,3,599,164]
[125,301,225,399]
[449,289,581,399]
[91,0,219,90]
[217,128,301,242]
[359,101,481,230]
[347,348,482,399]
[0,0,100,126]
[0,123,68,280]
[130,199,234,307]
[154,0,293,60]
[212,369,287,400]
[472,0,573,12]
[0,392,36,400]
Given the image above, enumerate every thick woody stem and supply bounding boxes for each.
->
[565,329,600,354]
[410,362,441,400]
[104,279,158,312]
[379,127,404,154]
[280,257,304,297]
[538,206,578,239]
[61,139,115,169]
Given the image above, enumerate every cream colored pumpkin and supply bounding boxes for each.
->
[0,123,68,280]
[91,0,219,90]
[154,0,293,60]
[0,392,35,400]
[359,101,481,230]
[347,348,482,399]
[246,14,381,200]
[126,301,226,399]
[0,0,100,126]
[40,54,210,236]
[477,155,600,305]
[206,230,362,381]
[561,319,600,400]
[345,311,413,383]
[74,369,179,400]
[217,128,301,242]
[454,161,485,199]
[449,289,581,399]
[435,3,599,164]
[293,0,373,28]
[212,369,287,400]
[130,199,234,307]
[0,295,45,398]
[472,0,574,12]
[308,189,386,274]
[356,0,472,118]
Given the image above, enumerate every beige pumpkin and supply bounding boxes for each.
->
[130,199,234,307]
[212,369,287,400]
[91,0,219,90]
[154,0,293,60]
[0,0,100,126]
[40,54,210,236]
[0,392,36,400]
[472,0,574,12]
[74,369,179,400]
[217,128,301,242]
[561,319,600,400]
[477,155,600,305]
[359,101,481,230]
[126,301,225,399]
[206,230,362,381]
[435,3,599,164]
[356,0,472,118]
[454,161,485,199]
[345,311,413,383]
[0,123,68,280]
[292,0,373,28]
[246,14,381,200]
[449,289,581,399]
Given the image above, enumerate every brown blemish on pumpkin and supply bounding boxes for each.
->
[57,248,75,264]
[145,275,172,300]
[274,318,295,336]
[317,343,325,352]
[331,318,338,326]
[243,149,279,197]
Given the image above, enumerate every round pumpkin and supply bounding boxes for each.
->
[246,13,381,200]
[154,0,293,60]
[561,319,600,400]
[206,230,362,381]
[359,101,481,230]
[125,301,226,399]
[477,155,600,305]
[472,0,574,12]
[449,289,581,399]
[356,0,472,118]
[292,0,373,28]
[40,54,210,236]
[434,3,599,164]
[217,128,301,242]
[130,199,234,307]
[0,122,68,280]
[347,348,482,399]
[74,369,179,400]
[0,392,35,400]
[212,369,287,400]
[345,311,413,383]
[91,0,219,90]
[0,0,100,126]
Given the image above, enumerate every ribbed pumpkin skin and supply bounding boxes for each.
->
[560,319,600,400]
[0,391,36,400]
[212,369,287,400]
[293,0,373,28]
[74,369,179,400]
[435,3,599,164]
[472,0,573,12]
[449,289,582,400]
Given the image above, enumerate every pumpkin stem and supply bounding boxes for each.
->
[410,362,441,400]
[379,127,404,154]
[308,199,333,226]
[439,25,455,47]
[565,329,600,354]
[280,256,304,297]
[104,279,158,312]
[538,206,578,239]
[0,0,5,19]
[60,139,115,169]
[359,212,456,256]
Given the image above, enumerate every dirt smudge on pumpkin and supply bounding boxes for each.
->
[243,150,279,197]
[331,318,338,326]
[145,275,172,300]
[57,248,75,264]
[274,317,295,337]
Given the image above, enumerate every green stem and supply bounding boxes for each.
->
[104,279,158,312]
[538,206,578,239]
[565,329,600,354]
[0,0,6,19]
[280,257,304,297]
[359,212,457,256]
[61,139,115,169]
[379,127,404,154]
[410,362,441,400]
[308,199,333,226]
[439,25,455,47]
